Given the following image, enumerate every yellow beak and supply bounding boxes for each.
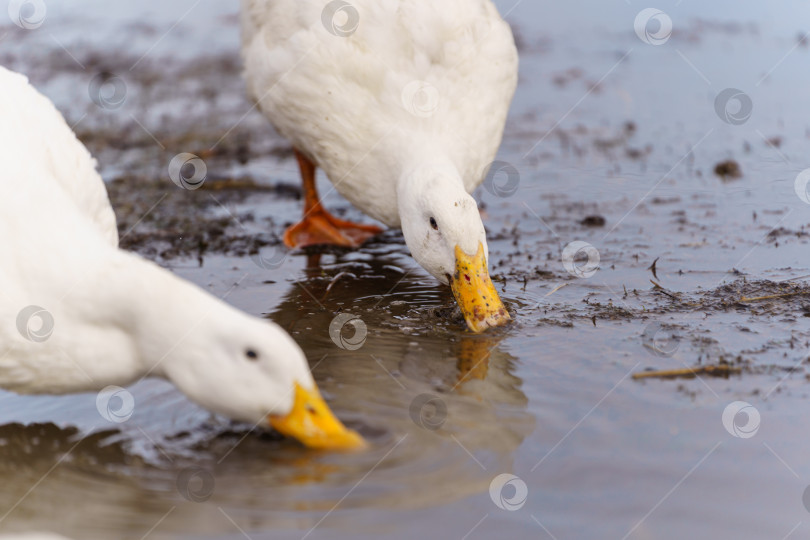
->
[269,383,366,450]
[450,242,511,333]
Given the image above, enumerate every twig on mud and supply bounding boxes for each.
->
[322,271,355,300]
[777,273,810,283]
[739,291,810,302]
[632,364,741,380]
[545,282,568,298]
[650,279,679,300]
[647,257,660,280]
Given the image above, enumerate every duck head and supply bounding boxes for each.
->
[398,160,511,333]
[146,269,365,450]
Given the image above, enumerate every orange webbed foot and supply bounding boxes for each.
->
[283,210,383,248]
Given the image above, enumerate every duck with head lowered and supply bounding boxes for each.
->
[0,66,363,451]
[240,0,518,332]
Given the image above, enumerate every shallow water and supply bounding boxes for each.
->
[2,1,810,539]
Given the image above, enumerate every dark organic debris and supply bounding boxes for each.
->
[580,215,606,227]
[106,175,288,261]
[647,257,660,280]
[714,160,742,180]
[625,145,652,160]
[699,278,810,313]
[766,227,810,243]
[650,279,679,300]
[651,196,681,205]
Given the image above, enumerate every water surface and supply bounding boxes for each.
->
[2,1,810,538]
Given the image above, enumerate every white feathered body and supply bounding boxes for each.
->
[241,0,518,226]
[0,67,141,393]
[0,69,118,247]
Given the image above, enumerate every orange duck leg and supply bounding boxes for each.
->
[283,149,383,249]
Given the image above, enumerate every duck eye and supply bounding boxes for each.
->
[429,217,438,230]
[245,349,259,361]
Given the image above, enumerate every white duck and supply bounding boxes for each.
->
[0,66,362,450]
[241,0,517,332]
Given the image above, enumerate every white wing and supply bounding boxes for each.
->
[0,66,118,246]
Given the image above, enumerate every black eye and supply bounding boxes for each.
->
[245,349,259,360]
[429,217,438,230]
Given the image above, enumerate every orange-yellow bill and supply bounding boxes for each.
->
[450,243,511,333]
[269,383,366,450]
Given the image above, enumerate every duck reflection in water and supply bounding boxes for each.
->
[265,249,535,485]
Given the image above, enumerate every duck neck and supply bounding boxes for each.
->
[102,252,228,379]
[396,150,466,209]
[62,250,218,386]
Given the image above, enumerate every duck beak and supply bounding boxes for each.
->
[269,383,366,450]
[450,243,511,333]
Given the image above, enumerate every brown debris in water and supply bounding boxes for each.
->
[633,364,742,380]
[714,160,742,180]
[647,257,660,280]
[580,215,606,227]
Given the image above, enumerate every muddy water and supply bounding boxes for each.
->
[2,1,810,539]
